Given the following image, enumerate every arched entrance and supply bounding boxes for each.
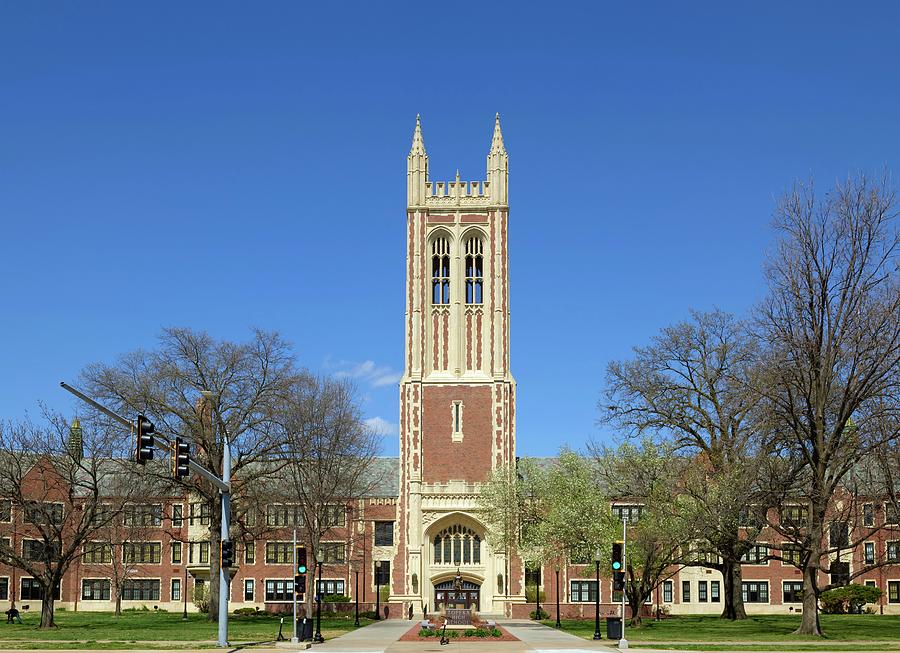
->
[434,578,480,611]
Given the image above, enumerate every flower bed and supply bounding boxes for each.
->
[398,623,519,642]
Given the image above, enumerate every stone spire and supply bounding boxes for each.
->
[410,113,427,155]
[408,114,429,207]
[486,113,508,205]
[489,112,506,154]
[68,417,83,463]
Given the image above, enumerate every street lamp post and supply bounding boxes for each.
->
[182,567,188,620]
[535,568,541,621]
[593,549,602,640]
[555,565,561,628]
[354,570,360,627]
[314,549,324,643]
[375,561,382,621]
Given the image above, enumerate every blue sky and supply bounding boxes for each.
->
[2,2,899,456]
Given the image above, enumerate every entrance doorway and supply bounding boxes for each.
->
[434,579,480,611]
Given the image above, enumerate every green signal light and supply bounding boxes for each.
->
[298,565,307,574]
[611,561,622,570]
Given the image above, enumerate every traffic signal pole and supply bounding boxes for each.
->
[60,381,233,645]
[620,517,628,650]
[292,529,298,644]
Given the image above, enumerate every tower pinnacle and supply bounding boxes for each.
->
[489,113,506,154]
[410,113,426,155]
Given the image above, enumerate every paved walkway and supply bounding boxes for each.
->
[317,618,413,652]
[500,620,617,652]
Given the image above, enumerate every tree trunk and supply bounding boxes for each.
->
[795,549,823,635]
[628,595,642,627]
[208,503,222,621]
[115,593,122,617]
[40,593,55,628]
[720,560,747,620]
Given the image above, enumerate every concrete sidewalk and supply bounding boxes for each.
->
[316,618,414,652]
[500,620,618,652]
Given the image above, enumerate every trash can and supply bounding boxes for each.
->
[605,616,622,640]
[296,617,313,641]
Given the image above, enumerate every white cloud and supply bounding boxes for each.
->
[364,416,398,436]
[331,359,402,388]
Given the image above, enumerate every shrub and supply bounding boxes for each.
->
[324,594,351,603]
[193,583,210,614]
[233,607,264,616]
[820,584,882,614]
[529,607,550,620]
[524,587,546,603]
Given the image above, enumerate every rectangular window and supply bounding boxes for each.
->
[266,542,293,564]
[886,504,900,526]
[190,502,210,526]
[698,580,708,602]
[829,522,849,548]
[24,501,63,524]
[199,542,209,564]
[888,581,899,604]
[611,505,643,523]
[122,579,160,601]
[83,542,113,564]
[171,578,181,601]
[172,541,182,564]
[82,579,111,601]
[266,504,302,527]
[374,521,394,546]
[711,580,720,603]
[663,580,673,603]
[123,542,161,564]
[265,579,293,602]
[570,580,598,603]
[244,579,254,602]
[887,541,899,562]
[783,581,803,603]
[89,504,113,527]
[316,579,346,596]
[742,581,769,603]
[322,505,346,528]
[21,578,60,601]
[525,564,541,588]
[124,504,162,527]
[782,544,802,566]
[23,539,60,562]
[682,581,690,602]
[0,538,9,564]
[863,503,874,527]
[741,544,769,565]
[864,542,875,565]
[322,542,345,564]
[830,561,850,587]
[245,541,255,564]
[780,504,809,527]
[0,499,10,522]
[0,578,7,601]
[172,504,183,527]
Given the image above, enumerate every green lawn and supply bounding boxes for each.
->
[544,614,900,643]
[0,609,372,647]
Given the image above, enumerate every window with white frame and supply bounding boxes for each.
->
[682,580,690,602]
[265,579,293,602]
[322,505,345,528]
[611,505,643,523]
[432,237,451,304]
[316,579,346,596]
[0,578,7,601]
[742,581,768,603]
[698,580,708,602]
[122,579,160,601]
[741,544,769,565]
[374,522,394,546]
[21,577,60,600]
[783,581,803,603]
[321,542,345,564]
[464,236,483,304]
[82,578,111,601]
[244,579,254,601]
[266,542,293,564]
[570,580,597,603]
[864,542,875,565]
[171,578,181,601]
[0,500,10,522]
[172,504,184,527]
[663,580,673,603]
[245,541,255,564]
[266,504,302,527]
[123,542,161,564]
[887,541,899,562]
[711,580,720,602]
[24,501,63,524]
[888,581,899,603]
[863,503,874,527]
[83,542,113,564]
[171,541,182,564]
[124,503,162,527]
[452,401,463,441]
[433,525,481,565]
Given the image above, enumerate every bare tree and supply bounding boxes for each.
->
[755,175,899,636]
[601,309,766,619]
[80,327,298,621]
[265,375,383,618]
[0,414,143,628]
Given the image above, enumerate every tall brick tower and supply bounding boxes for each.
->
[393,115,518,615]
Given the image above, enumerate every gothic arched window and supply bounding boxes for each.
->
[432,237,451,304]
[465,237,483,304]
[432,525,481,565]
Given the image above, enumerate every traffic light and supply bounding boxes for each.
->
[135,415,155,464]
[296,547,307,575]
[220,540,234,568]
[613,571,625,592]
[294,574,306,596]
[611,541,623,571]
[172,437,190,479]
